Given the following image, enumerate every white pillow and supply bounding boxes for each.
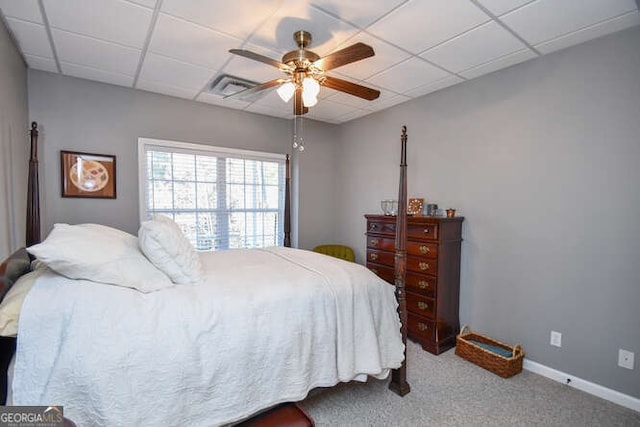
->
[27,223,173,293]
[0,262,46,337]
[138,215,203,284]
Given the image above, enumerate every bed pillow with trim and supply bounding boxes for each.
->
[27,223,173,292]
[138,215,203,285]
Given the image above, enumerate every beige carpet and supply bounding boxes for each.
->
[299,341,640,426]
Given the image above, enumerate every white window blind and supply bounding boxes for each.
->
[138,139,286,251]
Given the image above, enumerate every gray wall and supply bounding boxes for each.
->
[20,25,640,400]
[27,70,338,249]
[336,27,640,398]
[0,19,28,260]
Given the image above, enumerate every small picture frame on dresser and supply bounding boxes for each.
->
[408,198,424,216]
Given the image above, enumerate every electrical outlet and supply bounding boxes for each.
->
[618,349,635,370]
[550,331,562,347]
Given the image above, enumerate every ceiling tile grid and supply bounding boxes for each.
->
[0,0,638,124]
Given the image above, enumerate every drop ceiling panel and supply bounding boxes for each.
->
[421,21,528,73]
[500,0,638,46]
[149,13,241,70]
[535,10,640,54]
[459,49,536,80]
[4,18,53,58]
[367,57,452,93]
[404,75,464,98]
[367,0,490,54]
[0,0,42,24]
[475,0,533,17]
[52,29,140,75]
[138,52,214,91]
[309,0,407,28]
[24,54,57,72]
[362,92,411,111]
[127,0,157,9]
[161,0,282,40]
[338,108,374,122]
[304,98,361,121]
[43,0,152,48]
[248,0,359,57]
[60,61,134,87]
[137,79,199,100]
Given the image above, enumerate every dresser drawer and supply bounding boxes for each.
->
[407,241,438,259]
[407,256,437,275]
[407,292,435,319]
[405,272,436,297]
[367,236,395,251]
[407,223,438,240]
[367,249,394,266]
[407,313,435,341]
[367,263,394,284]
[367,220,396,235]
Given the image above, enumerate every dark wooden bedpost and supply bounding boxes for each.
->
[26,122,41,246]
[283,154,291,247]
[389,125,410,396]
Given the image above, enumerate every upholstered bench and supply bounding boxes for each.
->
[237,403,314,427]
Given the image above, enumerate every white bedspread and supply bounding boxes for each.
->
[13,247,404,426]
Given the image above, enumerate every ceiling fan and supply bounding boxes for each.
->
[226,30,380,116]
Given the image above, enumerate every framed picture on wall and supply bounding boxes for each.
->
[60,150,116,198]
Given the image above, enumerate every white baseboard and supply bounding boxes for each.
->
[523,359,640,413]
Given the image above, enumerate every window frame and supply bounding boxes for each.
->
[137,137,286,250]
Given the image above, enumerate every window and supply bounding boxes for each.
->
[138,138,286,251]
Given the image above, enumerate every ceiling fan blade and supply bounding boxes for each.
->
[322,76,380,101]
[293,86,309,116]
[224,78,286,100]
[313,43,375,71]
[229,49,288,70]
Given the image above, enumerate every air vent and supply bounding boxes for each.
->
[209,74,259,97]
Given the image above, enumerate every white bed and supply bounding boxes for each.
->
[11,246,404,426]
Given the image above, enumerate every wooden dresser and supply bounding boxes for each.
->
[365,214,464,355]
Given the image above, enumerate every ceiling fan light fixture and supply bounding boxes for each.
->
[277,81,296,102]
[302,92,318,107]
[302,76,320,97]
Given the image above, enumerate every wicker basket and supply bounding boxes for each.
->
[455,325,524,378]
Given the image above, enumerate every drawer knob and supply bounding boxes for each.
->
[419,262,430,271]
[370,253,378,261]
[370,268,378,274]
[369,224,378,231]
[419,245,430,254]
[423,228,430,234]
[418,323,428,332]
[370,238,379,247]
[418,280,429,289]
[418,301,428,311]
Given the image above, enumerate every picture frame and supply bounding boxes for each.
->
[60,150,116,198]
[408,198,424,216]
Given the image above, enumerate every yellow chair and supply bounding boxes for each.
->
[312,244,355,262]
